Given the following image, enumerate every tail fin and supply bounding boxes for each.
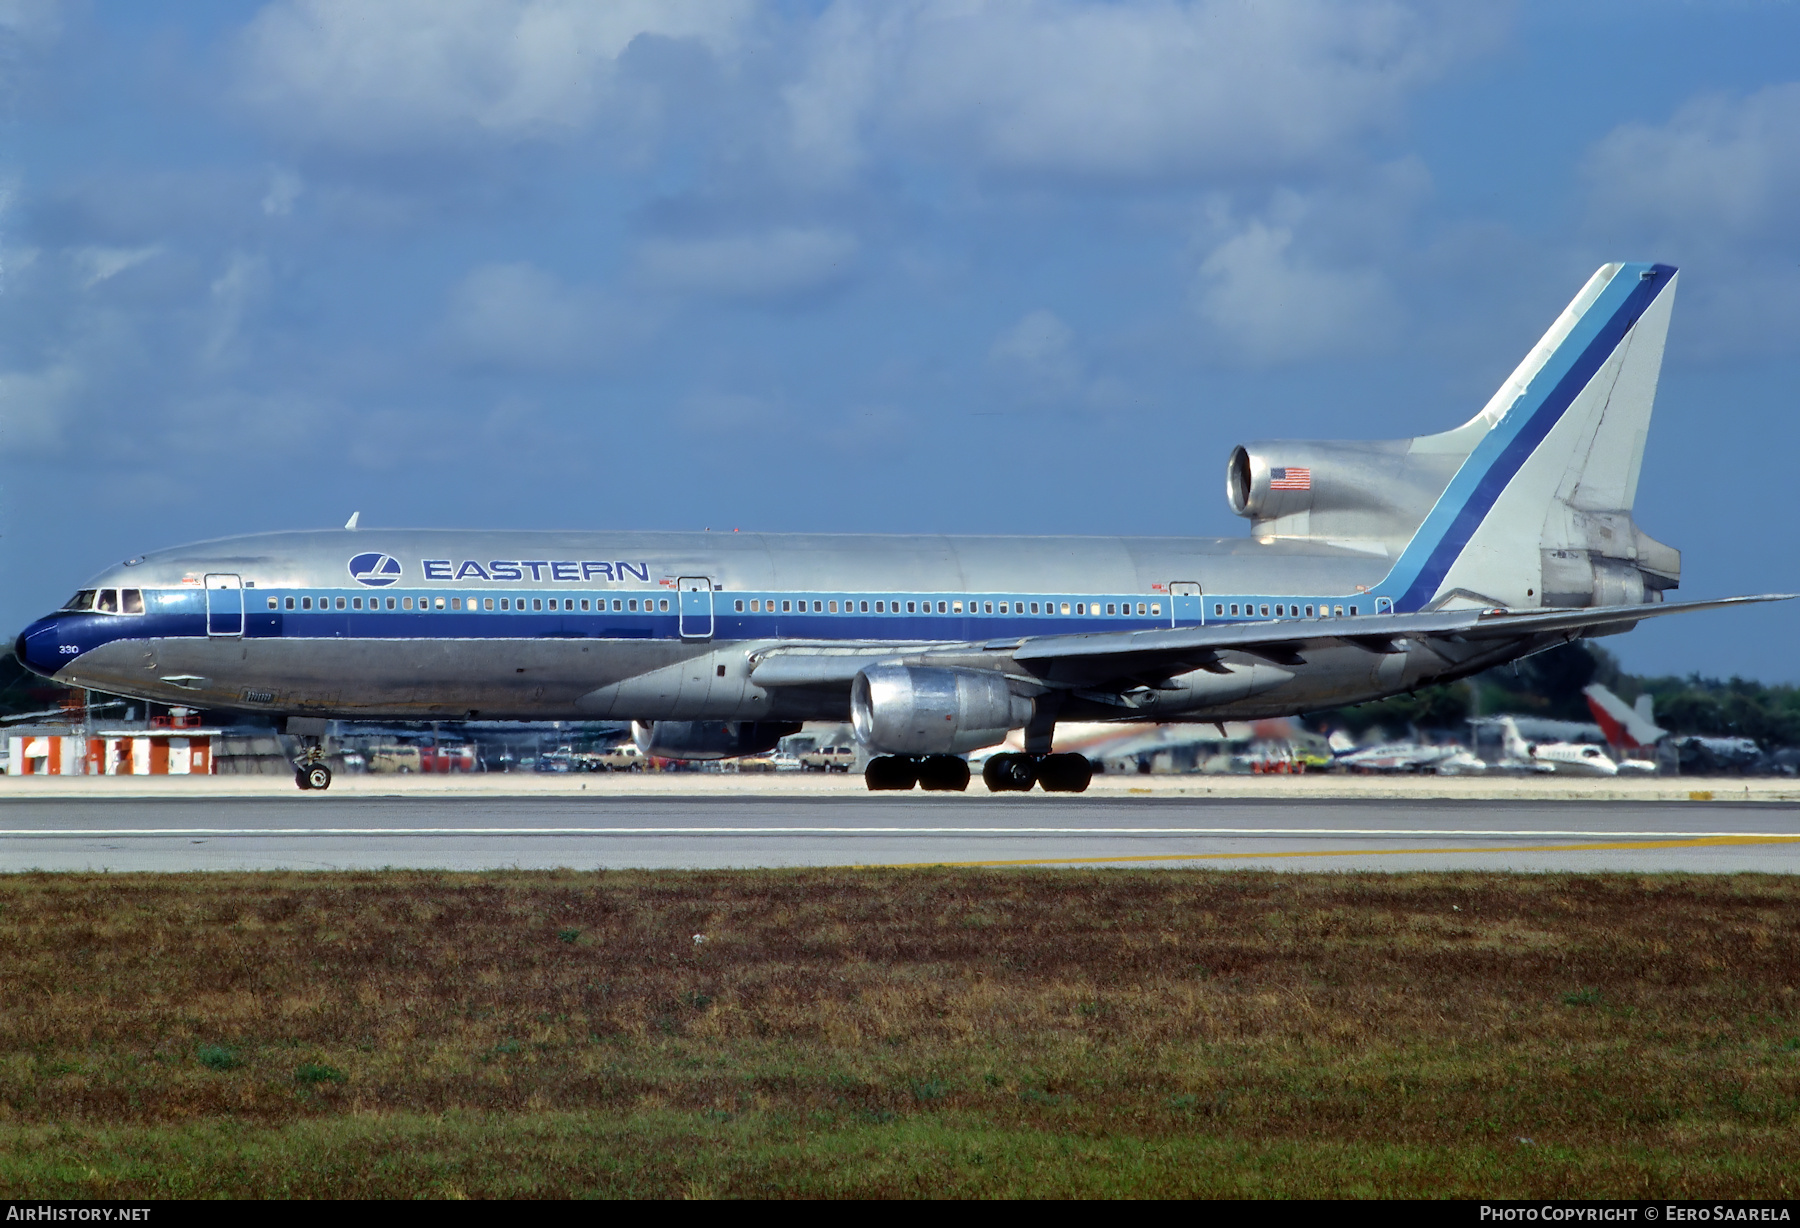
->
[1378,263,1680,611]
[1583,683,1667,751]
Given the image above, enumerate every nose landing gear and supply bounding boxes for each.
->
[292,733,333,791]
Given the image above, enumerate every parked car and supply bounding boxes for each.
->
[593,744,645,771]
[801,745,856,772]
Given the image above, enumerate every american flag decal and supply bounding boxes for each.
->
[1269,466,1312,491]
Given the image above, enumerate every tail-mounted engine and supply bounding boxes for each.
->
[851,665,1033,756]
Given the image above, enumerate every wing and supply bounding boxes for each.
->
[746,594,1793,693]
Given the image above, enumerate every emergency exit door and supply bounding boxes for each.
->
[1170,581,1204,627]
[677,577,714,640]
[204,574,244,637]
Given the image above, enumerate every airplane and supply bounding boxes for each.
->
[1477,714,1625,777]
[1333,741,1485,776]
[1582,683,1665,772]
[14,261,1792,793]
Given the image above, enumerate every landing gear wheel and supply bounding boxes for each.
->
[982,753,1037,793]
[304,764,333,792]
[294,768,312,791]
[917,755,971,792]
[1037,753,1093,794]
[865,756,919,791]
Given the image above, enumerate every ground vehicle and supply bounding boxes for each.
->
[592,744,645,771]
[801,745,856,772]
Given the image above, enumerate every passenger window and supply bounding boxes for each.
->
[1075,603,1084,615]
[612,600,622,611]
[952,601,962,614]
[532,599,541,611]
[268,597,279,610]
[581,599,590,611]
[1305,605,1314,616]
[1350,605,1359,616]
[333,597,344,610]
[937,601,947,613]
[1136,603,1146,615]
[1335,605,1344,616]
[1214,604,1222,615]
[1150,603,1161,616]
[352,597,363,610]
[122,589,144,614]
[500,598,510,610]
[874,601,883,612]
[1260,604,1269,617]
[999,602,1008,613]
[860,600,869,612]
[434,597,444,610]
[735,600,745,612]
[985,602,993,614]
[659,599,669,611]
[485,598,495,610]
[96,590,118,613]
[829,600,839,613]
[812,600,822,612]
[906,601,916,613]
[1106,604,1116,615]
[781,600,790,612]
[628,599,638,611]
[302,597,313,610]
[401,598,411,610]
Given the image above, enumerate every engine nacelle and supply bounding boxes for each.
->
[632,720,802,761]
[1225,439,1459,545]
[851,665,1033,756]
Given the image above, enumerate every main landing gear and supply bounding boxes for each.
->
[864,752,1091,794]
[981,752,1092,794]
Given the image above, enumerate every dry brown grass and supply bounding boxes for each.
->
[1,869,1798,1197]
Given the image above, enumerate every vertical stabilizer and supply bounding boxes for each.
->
[1378,263,1680,611]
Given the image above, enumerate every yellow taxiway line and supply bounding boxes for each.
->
[859,833,1800,869]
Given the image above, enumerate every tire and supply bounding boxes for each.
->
[1038,753,1093,794]
[982,753,1036,793]
[918,755,971,792]
[294,768,312,791]
[864,756,918,791]
[305,764,333,791]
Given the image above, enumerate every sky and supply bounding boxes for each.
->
[2,0,1798,680]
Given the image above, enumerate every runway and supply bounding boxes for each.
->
[3,794,1798,872]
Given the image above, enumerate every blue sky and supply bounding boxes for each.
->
[3,0,1798,679]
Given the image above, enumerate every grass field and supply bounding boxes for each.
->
[1,868,1797,1198]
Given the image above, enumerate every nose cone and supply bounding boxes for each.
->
[15,616,70,678]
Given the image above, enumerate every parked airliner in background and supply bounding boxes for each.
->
[16,262,1789,792]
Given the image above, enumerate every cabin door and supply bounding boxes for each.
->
[204,574,244,637]
[1170,581,1204,627]
[677,577,714,641]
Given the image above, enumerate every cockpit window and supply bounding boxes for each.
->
[63,590,97,611]
[121,589,144,614]
[95,589,119,614]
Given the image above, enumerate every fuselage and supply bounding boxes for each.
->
[17,527,1445,724]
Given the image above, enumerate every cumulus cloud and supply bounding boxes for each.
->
[1583,83,1800,357]
[787,0,1498,184]
[1585,83,1800,245]
[235,0,753,148]
[1194,217,1401,365]
[444,261,647,370]
[986,309,1129,411]
[632,227,858,301]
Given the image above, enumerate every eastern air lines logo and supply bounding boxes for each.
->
[348,553,403,587]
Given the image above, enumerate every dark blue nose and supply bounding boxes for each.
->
[15,616,71,679]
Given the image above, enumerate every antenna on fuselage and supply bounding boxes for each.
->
[344,511,360,530]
